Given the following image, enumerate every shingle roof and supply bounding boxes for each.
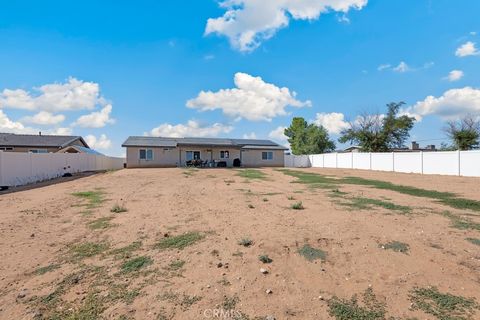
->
[0,133,88,148]
[122,136,287,150]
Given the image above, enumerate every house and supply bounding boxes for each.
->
[121,136,287,168]
[0,132,90,153]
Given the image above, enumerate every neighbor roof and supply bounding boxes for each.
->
[122,136,287,150]
[0,133,89,148]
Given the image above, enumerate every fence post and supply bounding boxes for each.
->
[457,150,461,176]
[369,152,372,170]
[351,152,354,169]
[0,151,3,186]
[420,151,424,175]
[335,153,338,168]
[392,152,395,172]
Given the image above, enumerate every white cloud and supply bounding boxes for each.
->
[85,134,112,150]
[49,127,73,135]
[268,126,288,145]
[148,120,233,138]
[455,41,479,57]
[187,72,311,121]
[377,64,391,71]
[313,112,349,134]
[0,110,35,134]
[205,0,368,52]
[22,111,65,125]
[0,77,106,112]
[242,132,257,139]
[73,104,115,128]
[393,61,411,73]
[444,70,464,82]
[403,87,480,121]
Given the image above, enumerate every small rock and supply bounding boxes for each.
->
[318,295,324,300]
[265,316,276,320]
[260,268,269,274]
[206,285,211,288]
[163,233,169,238]
[30,233,35,238]
[17,289,27,299]
[217,262,223,268]
[266,289,273,294]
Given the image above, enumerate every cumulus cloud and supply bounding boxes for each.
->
[403,87,480,121]
[0,110,35,134]
[242,132,257,139]
[205,0,368,52]
[393,61,411,73]
[73,104,115,128]
[444,70,464,82]
[268,126,289,146]
[313,112,349,134]
[0,77,106,112]
[455,41,479,57]
[85,134,112,150]
[187,72,311,121]
[49,127,73,135]
[147,120,233,138]
[22,111,65,125]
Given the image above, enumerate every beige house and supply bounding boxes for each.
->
[122,136,287,168]
[0,132,90,153]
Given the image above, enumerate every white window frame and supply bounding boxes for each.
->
[186,151,201,161]
[139,148,154,161]
[220,150,230,159]
[262,151,273,160]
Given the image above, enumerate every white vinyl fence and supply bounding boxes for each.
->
[285,150,480,177]
[0,151,125,187]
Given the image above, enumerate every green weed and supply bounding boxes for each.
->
[155,232,205,250]
[328,288,386,320]
[72,190,105,208]
[380,241,409,254]
[120,256,153,273]
[298,244,326,262]
[236,169,267,180]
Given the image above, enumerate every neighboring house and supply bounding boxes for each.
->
[122,136,287,168]
[0,133,90,153]
[57,145,103,155]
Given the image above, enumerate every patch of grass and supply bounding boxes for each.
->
[183,168,198,177]
[409,287,480,320]
[439,211,480,231]
[291,201,305,210]
[236,169,267,180]
[155,232,205,250]
[287,196,295,200]
[180,294,202,310]
[108,284,141,305]
[222,296,240,310]
[69,242,108,260]
[87,216,114,230]
[111,204,128,213]
[339,197,412,213]
[72,190,105,208]
[466,238,480,246]
[280,169,480,212]
[380,241,409,254]
[157,292,201,310]
[120,256,153,273]
[238,238,253,247]
[259,255,273,264]
[218,278,231,286]
[34,264,60,275]
[298,244,326,262]
[166,260,185,271]
[109,241,142,260]
[328,288,386,320]
[66,292,106,320]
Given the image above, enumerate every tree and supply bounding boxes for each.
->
[284,117,336,155]
[444,115,480,150]
[339,102,415,152]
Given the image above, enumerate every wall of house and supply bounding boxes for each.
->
[126,147,179,168]
[178,147,241,167]
[0,147,60,153]
[241,149,285,167]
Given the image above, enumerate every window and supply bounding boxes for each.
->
[139,149,153,161]
[0,147,13,151]
[29,149,48,154]
[262,151,273,160]
[186,151,201,161]
[220,150,230,159]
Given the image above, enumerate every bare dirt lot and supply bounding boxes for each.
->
[1,168,479,320]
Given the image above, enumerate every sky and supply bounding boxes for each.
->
[0,0,479,156]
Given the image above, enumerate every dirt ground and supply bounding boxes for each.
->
[0,168,479,320]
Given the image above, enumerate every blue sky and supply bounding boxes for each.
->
[0,0,479,156]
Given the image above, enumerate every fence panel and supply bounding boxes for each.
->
[460,150,480,177]
[394,152,422,174]
[352,153,370,170]
[423,151,458,176]
[337,153,352,168]
[324,153,337,168]
[310,154,324,168]
[371,153,394,171]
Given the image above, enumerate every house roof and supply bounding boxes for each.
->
[0,133,89,148]
[122,136,287,150]
[57,145,103,155]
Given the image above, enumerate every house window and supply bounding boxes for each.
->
[139,149,153,161]
[220,150,230,159]
[186,151,201,161]
[29,149,48,154]
[262,151,273,160]
[0,147,13,151]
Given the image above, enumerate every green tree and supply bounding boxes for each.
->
[444,115,480,150]
[284,117,336,155]
[339,102,415,152]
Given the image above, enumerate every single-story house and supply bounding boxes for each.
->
[122,136,287,168]
[0,132,90,153]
